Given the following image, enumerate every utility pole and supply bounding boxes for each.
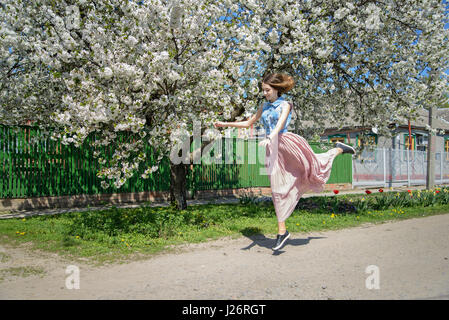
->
[426,69,436,190]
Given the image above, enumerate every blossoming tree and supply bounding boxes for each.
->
[1,0,263,208]
[1,0,448,209]
[236,0,449,138]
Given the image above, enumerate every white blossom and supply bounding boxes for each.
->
[1,0,448,190]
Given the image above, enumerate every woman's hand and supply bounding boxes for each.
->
[213,121,225,128]
[258,138,271,148]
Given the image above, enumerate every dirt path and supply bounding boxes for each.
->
[1,214,449,300]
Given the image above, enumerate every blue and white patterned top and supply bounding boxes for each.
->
[260,96,292,136]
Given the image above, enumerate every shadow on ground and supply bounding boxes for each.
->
[239,227,326,255]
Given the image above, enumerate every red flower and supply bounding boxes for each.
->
[333,190,339,195]
[365,190,372,195]
[378,188,384,193]
[407,190,412,193]
[436,190,440,194]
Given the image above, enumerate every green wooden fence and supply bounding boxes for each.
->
[0,125,352,199]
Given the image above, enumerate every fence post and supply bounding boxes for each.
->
[407,148,411,187]
[440,152,443,185]
[383,148,387,188]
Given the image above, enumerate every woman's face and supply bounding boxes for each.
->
[262,83,278,102]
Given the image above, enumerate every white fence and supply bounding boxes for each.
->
[352,148,449,187]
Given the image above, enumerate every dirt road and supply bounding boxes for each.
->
[1,214,449,300]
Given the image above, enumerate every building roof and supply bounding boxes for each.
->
[410,108,449,131]
[437,108,449,123]
[320,107,449,132]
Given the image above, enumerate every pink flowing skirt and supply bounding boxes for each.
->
[265,132,339,222]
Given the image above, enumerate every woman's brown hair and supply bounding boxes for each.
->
[262,73,295,95]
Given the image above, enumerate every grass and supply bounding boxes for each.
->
[0,265,46,282]
[1,189,449,264]
[0,266,46,279]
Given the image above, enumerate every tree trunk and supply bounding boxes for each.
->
[169,163,188,210]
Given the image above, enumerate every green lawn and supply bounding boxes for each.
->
[1,188,449,264]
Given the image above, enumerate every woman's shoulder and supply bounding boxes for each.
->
[279,100,293,109]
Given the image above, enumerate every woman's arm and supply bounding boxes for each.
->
[214,106,263,129]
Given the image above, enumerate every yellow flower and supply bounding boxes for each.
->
[22,218,26,222]
[296,223,300,226]
[20,232,25,235]
[331,213,336,218]
[76,236,80,239]
[322,221,326,224]
[356,216,360,219]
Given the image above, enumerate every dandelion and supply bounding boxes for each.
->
[331,213,336,218]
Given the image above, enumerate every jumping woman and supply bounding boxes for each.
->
[214,73,355,251]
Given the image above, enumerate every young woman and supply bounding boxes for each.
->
[214,73,355,250]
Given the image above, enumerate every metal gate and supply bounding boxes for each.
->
[352,148,449,187]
